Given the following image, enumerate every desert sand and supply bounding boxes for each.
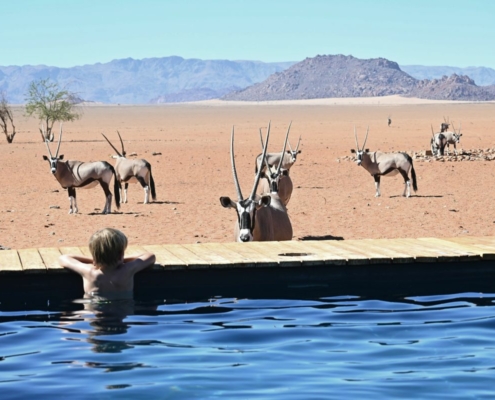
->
[1,96,494,250]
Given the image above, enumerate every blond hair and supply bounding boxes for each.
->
[89,228,128,270]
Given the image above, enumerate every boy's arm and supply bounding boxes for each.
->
[58,254,94,275]
[123,252,156,275]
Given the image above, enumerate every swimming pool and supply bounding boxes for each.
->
[1,287,494,399]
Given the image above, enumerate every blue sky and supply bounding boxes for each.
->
[3,0,494,68]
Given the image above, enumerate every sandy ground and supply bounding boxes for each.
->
[1,96,495,250]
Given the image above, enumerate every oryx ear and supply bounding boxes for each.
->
[297,150,301,154]
[286,150,291,154]
[257,194,271,208]
[43,155,49,160]
[281,170,289,176]
[59,155,64,160]
[350,149,356,153]
[365,149,369,153]
[219,196,235,209]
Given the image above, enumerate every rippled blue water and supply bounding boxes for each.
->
[1,291,495,399]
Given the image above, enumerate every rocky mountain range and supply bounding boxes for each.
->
[0,57,293,104]
[223,55,495,102]
[1,55,495,103]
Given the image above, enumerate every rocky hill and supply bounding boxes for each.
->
[401,65,495,86]
[223,55,495,102]
[0,57,294,104]
[223,55,417,101]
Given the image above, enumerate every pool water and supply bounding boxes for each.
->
[1,291,494,399]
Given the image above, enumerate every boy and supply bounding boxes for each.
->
[59,228,156,299]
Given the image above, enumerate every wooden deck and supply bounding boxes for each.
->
[1,237,495,300]
[1,236,495,273]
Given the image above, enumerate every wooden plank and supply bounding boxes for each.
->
[142,245,186,270]
[38,248,63,271]
[273,240,344,265]
[443,236,495,260]
[127,245,148,255]
[17,248,46,273]
[59,247,85,256]
[329,241,392,264]
[392,238,458,262]
[417,238,481,261]
[290,241,348,265]
[365,239,437,263]
[200,243,256,268]
[360,239,416,264]
[223,242,279,267]
[78,247,92,257]
[0,250,22,273]
[162,244,210,268]
[182,243,233,266]
[245,242,302,267]
[304,241,369,265]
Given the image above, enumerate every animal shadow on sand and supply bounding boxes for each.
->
[389,195,443,199]
[299,234,344,241]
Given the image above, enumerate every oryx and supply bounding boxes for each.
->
[101,131,156,204]
[220,123,293,242]
[431,125,447,156]
[258,125,294,206]
[42,124,120,214]
[443,122,463,155]
[440,116,450,133]
[351,127,418,198]
[254,122,301,173]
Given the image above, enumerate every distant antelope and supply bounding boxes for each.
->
[440,116,450,133]
[254,122,301,173]
[387,115,392,127]
[444,122,463,155]
[351,127,418,198]
[42,124,120,214]
[431,125,447,156]
[102,131,156,204]
[220,123,293,242]
[258,125,294,206]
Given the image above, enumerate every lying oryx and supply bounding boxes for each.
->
[431,125,447,156]
[351,127,418,198]
[42,124,120,214]
[102,131,156,204]
[254,122,301,173]
[443,122,463,155]
[258,125,294,206]
[220,123,293,242]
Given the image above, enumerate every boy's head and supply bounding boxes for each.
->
[89,228,128,269]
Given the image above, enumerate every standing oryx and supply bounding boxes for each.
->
[431,125,447,156]
[42,124,120,214]
[352,127,418,198]
[443,122,463,155]
[254,122,301,173]
[102,131,156,204]
[258,124,294,206]
[220,123,293,242]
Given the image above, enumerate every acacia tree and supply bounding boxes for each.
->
[25,78,80,141]
[0,92,16,143]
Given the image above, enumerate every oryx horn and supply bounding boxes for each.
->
[55,123,63,157]
[250,121,271,200]
[361,126,370,151]
[354,126,360,150]
[431,124,435,138]
[101,132,123,157]
[276,121,292,174]
[230,126,243,201]
[116,130,126,156]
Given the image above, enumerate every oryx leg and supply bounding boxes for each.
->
[122,183,128,203]
[399,169,411,197]
[68,187,78,214]
[373,175,381,197]
[136,176,150,204]
[99,180,113,214]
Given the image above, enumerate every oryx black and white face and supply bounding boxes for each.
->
[43,154,64,174]
[352,126,370,166]
[262,167,289,192]
[220,196,270,242]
